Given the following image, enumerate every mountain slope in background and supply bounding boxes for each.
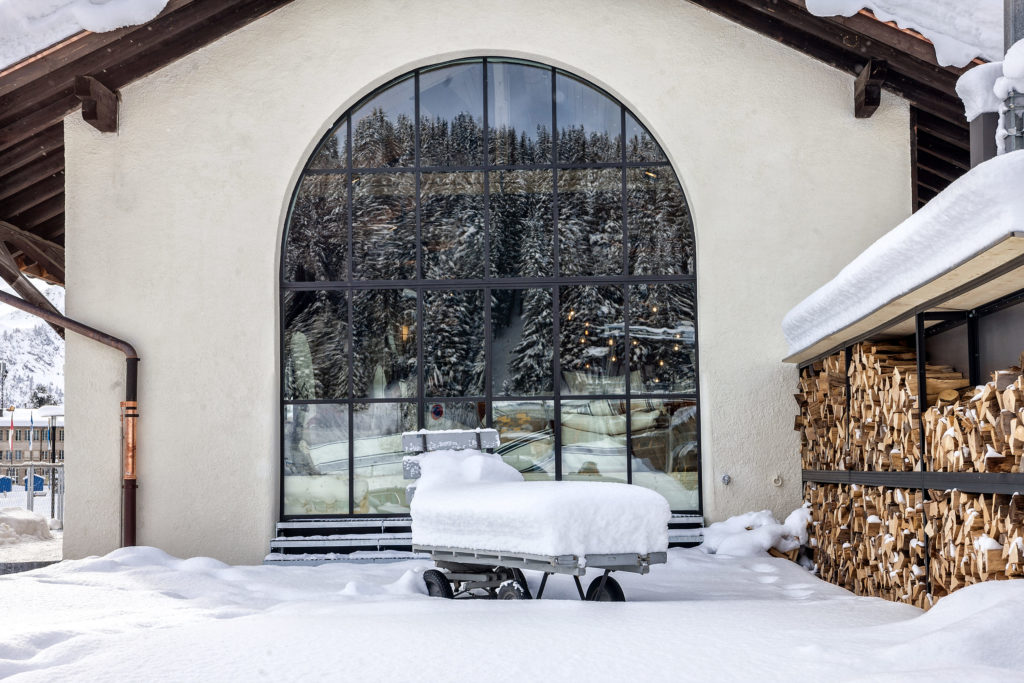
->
[0,280,65,408]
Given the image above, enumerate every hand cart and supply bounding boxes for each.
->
[415,543,666,601]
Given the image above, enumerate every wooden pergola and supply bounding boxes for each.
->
[0,0,975,296]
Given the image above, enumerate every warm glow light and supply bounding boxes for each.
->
[401,325,409,342]
[608,339,614,346]
[673,345,679,351]
[651,306,658,312]
[568,310,575,320]
[644,170,658,178]
[611,356,616,362]
[659,360,664,366]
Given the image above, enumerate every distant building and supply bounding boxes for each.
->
[0,407,64,483]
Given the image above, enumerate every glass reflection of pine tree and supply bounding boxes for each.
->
[501,171,554,394]
[630,284,696,393]
[351,289,416,398]
[424,257,484,397]
[353,108,414,167]
[284,291,347,399]
[628,169,695,275]
[286,176,347,281]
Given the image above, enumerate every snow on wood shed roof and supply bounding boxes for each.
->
[782,151,1024,365]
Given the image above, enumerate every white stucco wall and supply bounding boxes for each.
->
[64,0,911,563]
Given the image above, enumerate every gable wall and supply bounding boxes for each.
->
[63,0,911,563]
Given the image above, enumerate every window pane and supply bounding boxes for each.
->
[494,400,555,480]
[490,170,553,278]
[352,173,416,279]
[558,168,622,276]
[421,172,485,279]
[555,73,621,164]
[630,399,699,510]
[420,63,484,167]
[492,288,553,396]
[559,285,625,395]
[284,174,348,282]
[283,290,348,400]
[424,289,485,397]
[628,167,694,275]
[353,402,417,514]
[625,113,665,163]
[488,62,552,165]
[561,398,627,482]
[283,404,350,515]
[351,289,417,398]
[629,283,696,393]
[309,119,348,169]
[423,401,485,430]
[352,76,415,168]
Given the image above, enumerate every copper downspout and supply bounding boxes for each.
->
[0,289,140,547]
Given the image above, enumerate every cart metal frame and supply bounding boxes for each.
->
[415,543,667,600]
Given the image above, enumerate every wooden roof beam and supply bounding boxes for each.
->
[0,220,66,284]
[0,0,222,118]
[787,1,972,76]
[916,111,971,150]
[0,0,197,98]
[0,240,64,335]
[32,215,65,244]
[0,153,64,202]
[74,76,118,133]
[855,59,887,118]
[0,127,62,177]
[0,175,64,219]
[101,0,296,91]
[0,93,76,154]
[10,194,64,230]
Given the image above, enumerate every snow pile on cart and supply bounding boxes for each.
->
[410,448,670,557]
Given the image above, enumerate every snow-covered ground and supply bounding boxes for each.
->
[0,492,63,563]
[0,546,1021,681]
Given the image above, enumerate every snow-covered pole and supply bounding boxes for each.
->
[1004,0,1024,152]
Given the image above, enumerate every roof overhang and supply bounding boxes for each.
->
[784,231,1024,365]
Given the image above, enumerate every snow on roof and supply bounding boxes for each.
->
[805,0,1003,67]
[1,406,65,427]
[782,151,1024,357]
[0,0,169,71]
[956,38,1024,127]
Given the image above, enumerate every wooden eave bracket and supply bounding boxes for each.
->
[855,59,888,118]
[74,75,119,133]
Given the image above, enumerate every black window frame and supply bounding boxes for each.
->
[280,57,702,518]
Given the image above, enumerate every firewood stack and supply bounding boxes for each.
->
[850,485,929,607]
[923,363,1024,474]
[847,342,969,472]
[925,490,1024,596]
[804,482,853,589]
[795,354,847,469]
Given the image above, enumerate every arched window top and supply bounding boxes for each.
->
[280,58,700,518]
[283,58,694,283]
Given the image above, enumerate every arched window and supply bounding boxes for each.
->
[281,58,699,517]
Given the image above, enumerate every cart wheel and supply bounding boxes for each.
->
[423,569,454,599]
[585,575,625,602]
[507,573,532,598]
[497,580,529,600]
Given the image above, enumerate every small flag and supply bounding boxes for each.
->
[29,413,34,452]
